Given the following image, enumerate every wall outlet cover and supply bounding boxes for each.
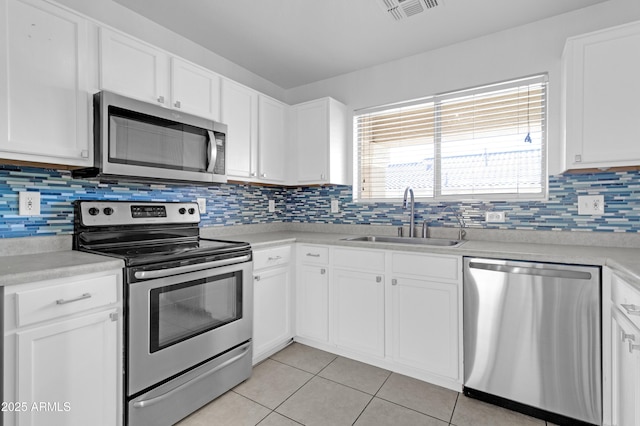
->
[19,191,40,216]
[268,199,275,213]
[331,199,339,213]
[578,195,605,215]
[485,211,506,223]
[196,197,206,214]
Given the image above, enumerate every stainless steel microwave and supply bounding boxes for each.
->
[73,91,227,184]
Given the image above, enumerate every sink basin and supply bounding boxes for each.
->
[341,235,465,247]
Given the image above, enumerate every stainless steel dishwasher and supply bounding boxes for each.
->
[463,258,601,425]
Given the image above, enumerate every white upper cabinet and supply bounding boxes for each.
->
[562,20,640,171]
[100,28,220,121]
[291,97,348,185]
[99,27,169,108]
[0,0,91,166]
[221,78,258,179]
[258,95,287,183]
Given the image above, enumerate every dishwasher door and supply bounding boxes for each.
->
[463,258,601,425]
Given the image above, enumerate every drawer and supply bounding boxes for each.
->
[612,272,640,330]
[253,245,292,270]
[333,248,385,273]
[15,274,118,327]
[298,245,329,265]
[391,252,460,281]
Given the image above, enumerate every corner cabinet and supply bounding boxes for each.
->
[0,0,92,167]
[562,20,640,171]
[291,97,348,185]
[3,269,123,426]
[252,245,293,364]
[99,27,221,121]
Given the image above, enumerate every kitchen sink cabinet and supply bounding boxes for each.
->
[562,20,640,171]
[3,270,122,426]
[0,0,92,167]
[221,78,287,184]
[100,27,221,121]
[605,269,640,426]
[296,245,330,344]
[291,97,348,185]
[332,248,385,358]
[252,245,293,364]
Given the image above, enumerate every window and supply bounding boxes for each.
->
[354,75,547,201]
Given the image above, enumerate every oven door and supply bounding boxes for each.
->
[127,259,252,396]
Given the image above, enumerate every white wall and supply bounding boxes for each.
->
[53,0,286,101]
[284,0,640,176]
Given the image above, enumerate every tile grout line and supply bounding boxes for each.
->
[449,392,460,425]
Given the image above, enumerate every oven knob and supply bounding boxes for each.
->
[103,207,114,216]
[179,207,186,214]
[88,207,99,216]
[188,208,196,214]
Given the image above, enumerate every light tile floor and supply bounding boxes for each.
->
[176,343,556,426]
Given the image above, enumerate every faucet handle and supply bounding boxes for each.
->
[397,226,404,237]
[422,220,429,238]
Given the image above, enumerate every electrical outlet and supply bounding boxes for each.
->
[578,195,604,215]
[196,197,206,214]
[19,191,40,216]
[485,211,506,223]
[268,199,275,213]
[331,199,339,213]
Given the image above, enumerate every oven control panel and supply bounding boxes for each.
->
[77,201,200,226]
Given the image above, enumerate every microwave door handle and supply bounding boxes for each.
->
[206,130,216,173]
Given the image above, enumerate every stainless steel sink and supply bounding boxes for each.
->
[341,235,465,247]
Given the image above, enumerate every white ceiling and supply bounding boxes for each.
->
[113,0,608,89]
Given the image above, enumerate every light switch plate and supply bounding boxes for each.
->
[268,199,275,213]
[578,195,604,215]
[331,199,339,213]
[19,191,40,216]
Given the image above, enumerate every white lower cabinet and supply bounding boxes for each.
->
[296,245,330,343]
[252,245,293,363]
[294,243,462,391]
[3,270,122,426]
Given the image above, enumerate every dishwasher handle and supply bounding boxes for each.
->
[468,261,593,280]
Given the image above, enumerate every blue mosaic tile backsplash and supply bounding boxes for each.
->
[1,165,639,238]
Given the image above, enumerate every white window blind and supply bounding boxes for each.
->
[354,75,547,201]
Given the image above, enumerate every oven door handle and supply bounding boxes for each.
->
[134,255,251,280]
[132,344,250,409]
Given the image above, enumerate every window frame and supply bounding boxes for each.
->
[353,74,548,203]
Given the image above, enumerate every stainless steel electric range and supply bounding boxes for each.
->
[73,200,253,426]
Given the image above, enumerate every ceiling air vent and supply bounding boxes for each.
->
[378,0,441,21]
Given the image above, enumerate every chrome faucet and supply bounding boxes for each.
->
[402,187,415,238]
[441,205,467,240]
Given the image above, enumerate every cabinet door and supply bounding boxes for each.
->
[297,264,329,342]
[171,57,220,120]
[390,276,459,380]
[611,309,640,426]
[253,265,292,362]
[99,27,169,106]
[221,79,258,179]
[333,268,384,357]
[564,22,640,170]
[294,100,328,184]
[258,96,287,183]
[15,309,119,426]
[0,0,90,166]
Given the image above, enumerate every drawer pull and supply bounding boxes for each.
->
[621,303,640,316]
[630,341,640,353]
[306,253,321,257]
[268,256,282,261]
[56,293,92,305]
[622,331,636,343]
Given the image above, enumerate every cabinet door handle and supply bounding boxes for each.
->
[254,275,260,281]
[56,293,92,305]
[391,279,398,286]
[320,173,325,180]
[250,172,257,177]
[174,100,181,108]
[376,276,382,283]
[621,331,636,343]
[621,303,640,316]
[261,173,267,178]
[306,253,320,257]
[157,96,165,104]
[320,268,326,275]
